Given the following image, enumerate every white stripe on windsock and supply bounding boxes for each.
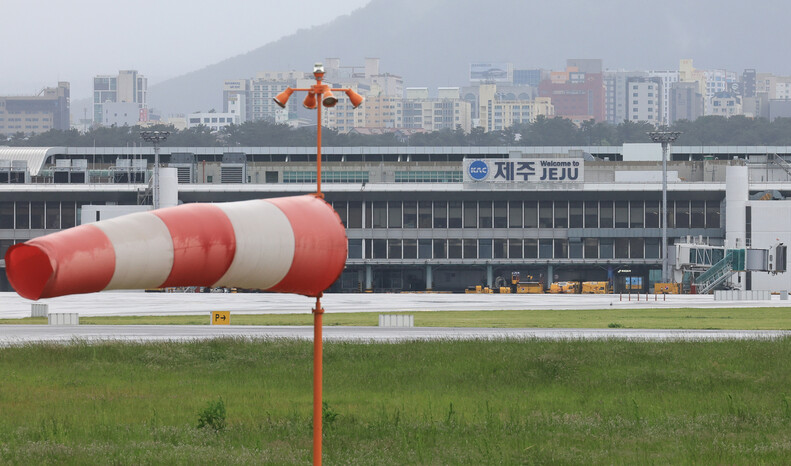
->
[213,200,296,289]
[93,211,174,290]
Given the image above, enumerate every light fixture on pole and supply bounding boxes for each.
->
[648,130,681,284]
[140,130,170,210]
[272,62,363,466]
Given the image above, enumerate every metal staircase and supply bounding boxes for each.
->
[137,177,153,205]
[695,249,745,294]
[771,153,791,179]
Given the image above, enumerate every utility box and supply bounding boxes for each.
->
[31,303,49,318]
[379,314,414,327]
[48,313,79,325]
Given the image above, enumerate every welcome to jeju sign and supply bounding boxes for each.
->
[463,158,584,184]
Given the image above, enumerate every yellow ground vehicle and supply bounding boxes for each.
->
[581,281,612,294]
[511,272,544,293]
[549,281,581,294]
[654,282,681,294]
[465,285,493,294]
[516,282,544,293]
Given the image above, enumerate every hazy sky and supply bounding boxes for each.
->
[0,0,371,100]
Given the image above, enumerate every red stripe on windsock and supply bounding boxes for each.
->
[266,195,347,297]
[153,204,237,287]
[4,224,115,300]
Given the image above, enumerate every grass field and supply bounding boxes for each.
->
[2,306,791,329]
[1,338,790,464]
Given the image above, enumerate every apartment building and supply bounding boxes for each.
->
[0,82,70,137]
[93,71,146,125]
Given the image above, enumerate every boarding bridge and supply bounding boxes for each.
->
[673,241,786,293]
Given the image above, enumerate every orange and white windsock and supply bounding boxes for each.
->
[5,195,347,300]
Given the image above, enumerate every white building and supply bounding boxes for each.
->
[709,92,742,117]
[478,84,554,132]
[625,77,662,125]
[604,70,646,125]
[703,69,738,115]
[647,70,679,125]
[186,112,240,131]
[102,102,142,127]
[93,70,147,125]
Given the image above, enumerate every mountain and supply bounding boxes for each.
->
[147,0,791,116]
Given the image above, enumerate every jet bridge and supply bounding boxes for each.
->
[673,240,787,293]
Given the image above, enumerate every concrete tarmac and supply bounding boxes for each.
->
[1,291,790,345]
[2,291,790,320]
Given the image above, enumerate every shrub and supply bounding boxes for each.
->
[197,398,226,431]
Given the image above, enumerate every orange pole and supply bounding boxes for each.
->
[313,70,325,466]
[313,295,324,465]
[317,100,322,197]
[315,73,323,198]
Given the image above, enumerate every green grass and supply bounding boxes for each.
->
[3,306,791,329]
[1,338,791,464]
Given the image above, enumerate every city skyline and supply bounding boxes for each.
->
[0,0,371,100]
[4,0,791,108]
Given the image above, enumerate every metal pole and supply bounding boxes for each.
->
[316,95,322,197]
[313,70,324,466]
[312,295,324,466]
[662,141,668,282]
[648,131,680,284]
[140,131,169,210]
[153,143,160,210]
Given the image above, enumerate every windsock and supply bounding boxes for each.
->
[5,195,347,300]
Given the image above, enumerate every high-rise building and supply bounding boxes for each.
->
[479,84,554,132]
[0,82,70,136]
[742,69,757,98]
[93,71,147,125]
[709,92,742,117]
[703,69,738,115]
[249,71,306,123]
[566,59,603,74]
[362,95,403,128]
[669,82,704,124]
[647,70,679,125]
[625,77,663,125]
[604,71,647,125]
[513,69,548,87]
[322,83,367,133]
[539,64,604,123]
[398,87,472,133]
[223,79,251,122]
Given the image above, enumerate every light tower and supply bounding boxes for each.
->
[139,130,170,209]
[648,130,681,283]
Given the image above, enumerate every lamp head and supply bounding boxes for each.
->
[313,63,325,74]
[273,88,294,108]
[322,89,338,108]
[345,89,364,109]
[303,92,318,109]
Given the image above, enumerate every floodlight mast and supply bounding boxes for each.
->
[648,130,681,284]
[272,63,364,466]
[139,130,170,209]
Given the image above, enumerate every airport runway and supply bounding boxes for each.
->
[1,291,790,344]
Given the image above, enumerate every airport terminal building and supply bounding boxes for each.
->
[2,144,791,293]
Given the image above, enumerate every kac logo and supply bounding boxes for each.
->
[468,160,489,181]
